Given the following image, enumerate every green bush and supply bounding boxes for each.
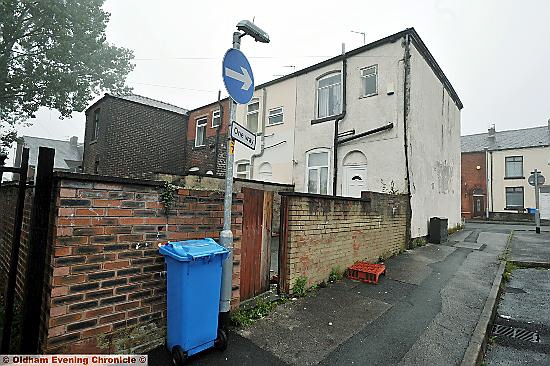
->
[328,266,343,282]
[292,276,308,297]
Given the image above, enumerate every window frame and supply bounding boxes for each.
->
[360,64,378,98]
[505,186,524,210]
[236,160,250,179]
[195,117,208,147]
[504,156,523,178]
[212,110,221,128]
[267,107,284,126]
[305,148,331,195]
[91,109,100,141]
[246,98,260,134]
[316,72,342,119]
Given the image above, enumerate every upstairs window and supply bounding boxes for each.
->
[306,149,330,195]
[505,156,523,178]
[317,72,341,119]
[212,110,221,128]
[247,99,260,133]
[268,107,283,125]
[361,65,378,97]
[236,161,250,179]
[91,109,100,141]
[505,187,524,209]
[195,117,207,147]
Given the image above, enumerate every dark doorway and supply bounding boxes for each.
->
[473,196,485,217]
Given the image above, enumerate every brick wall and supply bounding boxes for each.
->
[186,100,229,175]
[0,183,33,305]
[82,96,188,179]
[43,174,243,354]
[279,192,407,292]
[461,152,486,218]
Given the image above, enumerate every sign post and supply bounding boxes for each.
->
[528,169,545,234]
[219,24,265,330]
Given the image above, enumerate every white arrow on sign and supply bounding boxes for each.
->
[224,66,252,91]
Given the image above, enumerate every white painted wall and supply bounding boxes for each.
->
[292,41,407,195]
[487,146,550,211]
[233,77,297,184]
[407,43,462,237]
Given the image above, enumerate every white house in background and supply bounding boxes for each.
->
[232,28,463,238]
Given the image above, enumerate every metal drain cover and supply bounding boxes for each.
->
[492,324,541,343]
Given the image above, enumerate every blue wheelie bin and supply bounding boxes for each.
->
[159,238,230,365]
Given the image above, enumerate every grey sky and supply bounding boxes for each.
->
[10,0,550,163]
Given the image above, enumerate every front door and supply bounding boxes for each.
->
[343,165,367,198]
[540,187,550,220]
[473,196,484,217]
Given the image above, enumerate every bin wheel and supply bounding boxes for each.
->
[171,345,187,366]
[214,328,228,351]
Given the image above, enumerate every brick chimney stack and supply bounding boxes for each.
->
[70,136,78,148]
[488,124,496,138]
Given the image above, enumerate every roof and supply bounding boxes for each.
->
[191,28,462,112]
[86,93,188,115]
[18,136,84,170]
[461,125,550,153]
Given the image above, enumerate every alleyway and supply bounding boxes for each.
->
[149,223,522,365]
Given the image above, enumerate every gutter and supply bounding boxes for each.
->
[403,34,413,244]
[332,48,347,196]
[338,123,394,145]
[214,90,223,175]
[250,87,268,179]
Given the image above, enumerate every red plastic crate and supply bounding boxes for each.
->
[347,262,386,284]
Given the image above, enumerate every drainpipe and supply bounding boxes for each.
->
[332,44,347,196]
[214,91,223,175]
[402,34,412,244]
[250,87,268,179]
[484,147,489,219]
[490,151,494,214]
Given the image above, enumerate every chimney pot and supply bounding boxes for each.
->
[70,136,78,147]
[488,124,496,138]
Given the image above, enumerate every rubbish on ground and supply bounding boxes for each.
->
[347,262,386,284]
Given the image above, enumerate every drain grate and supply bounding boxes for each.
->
[492,324,540,343]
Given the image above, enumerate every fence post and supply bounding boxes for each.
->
[1,148,29,352]
[20,147,55,353]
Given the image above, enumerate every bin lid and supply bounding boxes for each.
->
[159,238,229,262]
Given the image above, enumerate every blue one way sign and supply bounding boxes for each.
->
[222,49,254,104]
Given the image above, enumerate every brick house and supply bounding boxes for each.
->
[460,152,486,218]
[461,122,550,220]
[82,94,188,179]
[185,99,229,176]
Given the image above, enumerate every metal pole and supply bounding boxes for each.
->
[219,31,241,329]
[534,169,541,234]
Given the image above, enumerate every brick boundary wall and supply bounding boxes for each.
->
[279,191,408,292]
[41,173,243,354]
[0,183,33,305]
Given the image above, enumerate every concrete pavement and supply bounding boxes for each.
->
[485,230,550,365]
[149,223,514,365]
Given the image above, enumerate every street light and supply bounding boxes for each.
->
[219,20,269,330]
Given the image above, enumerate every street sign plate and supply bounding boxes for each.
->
[222,49,254,104]
[231,122,256,150]
[528,174,545,186]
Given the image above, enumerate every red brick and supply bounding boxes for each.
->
[98,312,125,324]
[53,275,86,286]
[104,261,130,270]
[58,208,75,217]
[54,247,72,257]
[84,306,114,318]
[57,217,92,226]
[60,188,77,198]
[51,286,69,298]
[53,266,70,276]
[82,324,112,338]
[118,217,145,225]
[94,182,123,191]
[106,208,133,217]
[144,217,167,225]
[177,189,189,196]
[48,325,65,338]
[92,199,122,207]
[75,208,106,216]
[50,312,82,327]
[145,202,163,209]
[50,305,67,317]
[115,301,140,311]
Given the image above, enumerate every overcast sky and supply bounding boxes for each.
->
[9,0,550,162]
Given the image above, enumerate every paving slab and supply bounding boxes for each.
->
[510,231,550,264]
[453,241,485,250]
[449,230,473,242]
[237,282,391,365]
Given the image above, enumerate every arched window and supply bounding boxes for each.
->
[317,72,341,118]
[259,162,272,181]
[306,148,330,195]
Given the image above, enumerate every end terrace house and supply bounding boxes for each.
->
[232,28,463,238]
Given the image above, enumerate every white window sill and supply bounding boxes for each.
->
[359,93,378,99]
[267,122,284,127]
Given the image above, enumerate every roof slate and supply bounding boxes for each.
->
[112,94,188,115]
[461,125,550,153]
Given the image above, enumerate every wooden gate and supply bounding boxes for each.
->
[240,188,273,301]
